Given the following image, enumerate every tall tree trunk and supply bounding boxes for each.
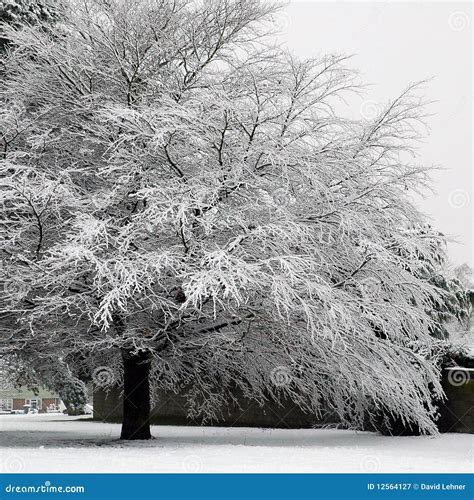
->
[120,350,152,440]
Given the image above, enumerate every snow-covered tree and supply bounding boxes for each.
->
[395,227,472,341]
[453,263,474,290]
[1,0,461,439]
[0,0,58,51]
[444,262,474,365]
[0,354,89,413]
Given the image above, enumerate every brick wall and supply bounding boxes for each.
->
[12,399,24,411]
[11,397,61,412]
[41,398,61,413]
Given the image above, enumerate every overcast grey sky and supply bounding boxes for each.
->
[276,0,472,268]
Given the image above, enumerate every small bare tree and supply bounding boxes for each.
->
[1,0,459,439]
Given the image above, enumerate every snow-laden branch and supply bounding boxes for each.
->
[1,0,466,434]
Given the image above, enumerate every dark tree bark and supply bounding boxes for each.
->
[120,350,152,440]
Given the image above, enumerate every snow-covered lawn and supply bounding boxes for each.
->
[0,414,471,473]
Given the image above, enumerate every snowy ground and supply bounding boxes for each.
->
[0,414,472,473]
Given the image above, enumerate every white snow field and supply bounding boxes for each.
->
[0,414,472,473]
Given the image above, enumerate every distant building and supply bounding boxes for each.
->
[0,385,62,413]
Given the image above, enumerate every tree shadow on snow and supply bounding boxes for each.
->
[0,425,431,450]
